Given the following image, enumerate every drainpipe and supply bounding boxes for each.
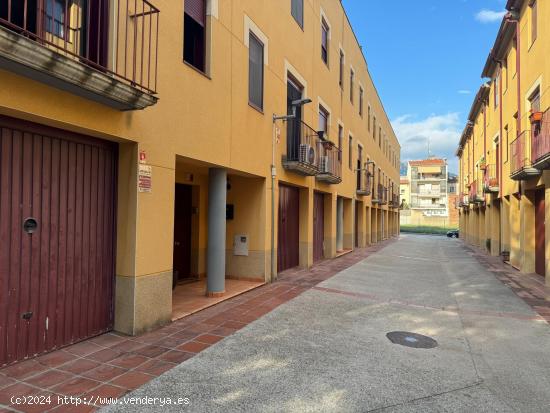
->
[271,123,277,283]
[499,61,504,198]
[506,12,521,139]
[483,102,487,190]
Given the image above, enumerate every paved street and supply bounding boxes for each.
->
[104,235,550,413]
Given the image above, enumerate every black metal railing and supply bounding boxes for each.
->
[0,0,160,93]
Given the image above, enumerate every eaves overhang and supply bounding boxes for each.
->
[506,0,525,11]
[481,16,516,79]
[456,122,474,157]
[467,84,491,123]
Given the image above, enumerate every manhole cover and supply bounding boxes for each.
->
[386,331,438,349]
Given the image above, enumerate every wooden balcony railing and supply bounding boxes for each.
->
[531,109,550,169]
[283,119,322,176]
[316,139,342,184]
[0,0,159,94]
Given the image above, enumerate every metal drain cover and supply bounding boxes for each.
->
[386,331,438,349]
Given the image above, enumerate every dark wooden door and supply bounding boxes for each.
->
[278,184,299,272]
[354,202,359,247]
[83,0,110,68]
[535,189,545,277]
[313,192,324,262]
[173,184,193,285]
[0,116,117,367]
[286,80,303,161]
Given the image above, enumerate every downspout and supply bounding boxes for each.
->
[505,11,520,195]
[483,102,487,192]
[271,124,277,283]
[499,62,504,198]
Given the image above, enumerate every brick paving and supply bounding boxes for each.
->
[0,238,396,412]
[463,242,550,324]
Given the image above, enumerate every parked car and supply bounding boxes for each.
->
[446,230,459,238]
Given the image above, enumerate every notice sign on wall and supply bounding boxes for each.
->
[138,164,152,193]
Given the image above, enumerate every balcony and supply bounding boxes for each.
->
[483,164,499,194]
[282,119,322,176]
[390,193,399,208]
[372,184,387,205]
[316,139,342,184]
[510,130,541,180]
[0,0,159,110]
[468,180,484,204]
[356,168,371,196]
[531,109,550,170]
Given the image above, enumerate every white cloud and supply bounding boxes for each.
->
[457,90,471,95]
[391,113,461,174]
[475,9,506,23]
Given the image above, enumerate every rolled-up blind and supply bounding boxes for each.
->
[185,0,206,26]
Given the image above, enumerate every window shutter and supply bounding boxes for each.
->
[185,0,206,26]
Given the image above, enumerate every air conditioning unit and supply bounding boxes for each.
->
[299,144,316,165]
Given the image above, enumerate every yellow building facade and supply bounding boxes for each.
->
[0,0,400,365]
[457,0,549,282]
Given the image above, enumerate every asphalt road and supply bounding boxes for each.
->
[103,234,550,413]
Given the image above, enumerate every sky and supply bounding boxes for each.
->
[342,0,508,174]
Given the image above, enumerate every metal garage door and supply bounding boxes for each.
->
[278,184,299,272]
[0,116,117,367]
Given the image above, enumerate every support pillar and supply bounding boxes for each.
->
[206,168,227,296]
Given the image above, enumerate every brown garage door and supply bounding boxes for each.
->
[0,117,117,367]
[278,184,299,272]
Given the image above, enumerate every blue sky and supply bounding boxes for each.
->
[343,0,508,173]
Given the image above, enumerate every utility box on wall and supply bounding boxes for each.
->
[234,234,249,256]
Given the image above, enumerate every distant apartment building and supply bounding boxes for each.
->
[400,158,456,227]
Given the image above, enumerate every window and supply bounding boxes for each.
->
[291,0,303,28]
[359,87,364,117]
[184,0,206,72]
[45,0,67,38]
[248,33,264,110]
[503,59,508,92]
[318,105,329,136]
[321,19,329,65]
[494,72,500,108]
[379,127,382,147]
[372,117,376,139]
[529,87,541,113]
[338,125,343,161]
[348,135,353,169]
[504,125,509,162]
[368,106,371,131]
[531,0,537,44]
[339,50,344,88]
[350,69,354,103]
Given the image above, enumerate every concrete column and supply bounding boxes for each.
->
[324,193,337,258]
[206,168,227,296]
[336,196,344,251]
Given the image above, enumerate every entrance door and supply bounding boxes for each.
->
[173,184,193,286]
[313,192,324,262]
[535,189,545,277]
[82,0,111,68]
[0,116,117,367]
[354,201,359,247]
[278,184,299,272]
[286,79,303,161]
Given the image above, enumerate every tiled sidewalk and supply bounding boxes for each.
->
[0,238,396,413]
[464,243,550,324]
